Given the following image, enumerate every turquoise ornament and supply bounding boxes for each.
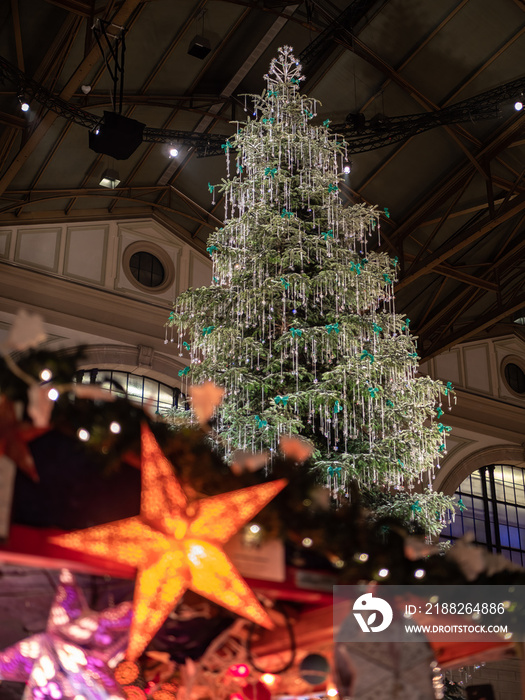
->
[182,341,190,351]
[411,500,422,513]
[178,366,190,377]
[255,415,268,429]
[274,395,289,406]
[202,325,215,336]
[360,349,374,363]
[321,229,334,240]
[325,322,339,335]
[290,327,302,338]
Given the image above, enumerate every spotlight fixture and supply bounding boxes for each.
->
[169,146,179,158]
[514,100,523,111]
[343,162,351,174]
[99,168,120,189]
[89,111,145,160]
[187,34,211,59]
[18,94,30,112]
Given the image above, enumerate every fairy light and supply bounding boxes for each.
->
[378,568,389,578]
[414,568,426,579]
[48,388,59,401]
[229,664,250,678]
[77,428,90,442]
[40,368,52,381]
[249,523,261,534]
[110,421,121,434]
[302,537,313,547]
[261,673,275,686]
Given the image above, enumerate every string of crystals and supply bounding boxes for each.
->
[168,46,456,534]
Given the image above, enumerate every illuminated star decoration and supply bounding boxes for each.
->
[51,424,287,661]
[0,568,132,700]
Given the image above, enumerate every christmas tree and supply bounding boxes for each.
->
[168,46,456,534]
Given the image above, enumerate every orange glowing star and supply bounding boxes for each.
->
[50,424,287,661]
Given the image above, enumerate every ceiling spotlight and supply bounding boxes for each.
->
[514,100,523,111]
[18,95,30,112]
[169,146,179,158]
[343,162,351,174]
[99,168,120,189]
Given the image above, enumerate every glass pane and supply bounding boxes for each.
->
[493,467,505,501]
[127,374,143,400]
[510,550,524,566]
[518,510,525,528]
[508,526,521,549]
[471,497,485,521]
[506,505,518,527]
[462,518,475,536]
[469,473,483,496]
[499,525,510,548]
[159,384,174,408]
[473,519,486,543]
[143,378,158,402]
[111,372,128,393]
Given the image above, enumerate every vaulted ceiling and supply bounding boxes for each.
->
[1,0,524,359]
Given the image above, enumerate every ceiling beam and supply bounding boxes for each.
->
[396,191,525,290]
[390,112,525,245]
[10,0,25,72]
[422,293,525,360]
[415,233,525,340]
[0,186,220,230]
[42,0,94,17]
[0,0,143,198]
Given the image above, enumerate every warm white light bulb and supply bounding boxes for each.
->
[20,101,30,112]
[109,421,121,434]
[48,388,59,401]
[343,164,351,174]
[169,147,179,157]
[261,673,275,686]
[77,428,90,442]
[40,368,52,381]
[514,101,523,111]
[378,567,389,578]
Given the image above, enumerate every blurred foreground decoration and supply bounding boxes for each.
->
[0,569,132,700]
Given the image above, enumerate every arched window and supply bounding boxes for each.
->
[76,369,182,414]
[442,464,525,566]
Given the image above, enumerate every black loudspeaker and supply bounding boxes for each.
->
[89,111,145,160]
[187,35,211,59]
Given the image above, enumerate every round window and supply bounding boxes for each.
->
[122,241,175,294]
[129,251,165,288]
[504,362,525,395]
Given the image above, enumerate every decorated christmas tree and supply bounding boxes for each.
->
[168,46,456,534]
